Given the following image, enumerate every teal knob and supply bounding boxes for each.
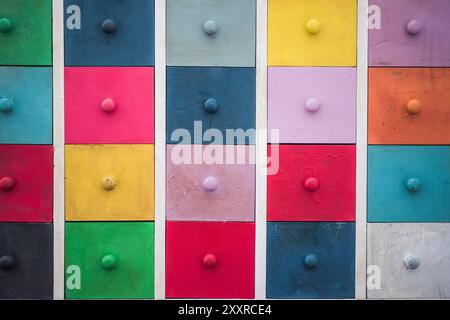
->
[0,18,13,33]
[304,254,318,268]
[101,254,117,270]
[0,97,14,113]
[203,98,219,113]
[406,178,420,192]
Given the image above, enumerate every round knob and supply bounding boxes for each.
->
[406,20,422,35]
[100,98,117,113]
[406,177,420,192]
[101,254,117,270]
[203,253,217,268]
[102,19,117,34]
[304,177,320,192]
[304,254,318,268]
[203,98,219,113]
[0,255,15,269]
[0,176,15,191]
[404,254,420,270]
[304,97,320,113]
[102,176,117,191]
[0,97,14,113]
[306,19,321,35]
[203,176,218,192]
[0,18,13,33]
[203,20,218,36]
[406,99,421,114]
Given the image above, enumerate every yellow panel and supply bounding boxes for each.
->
[268,0,357,66]
[66,144,154,221]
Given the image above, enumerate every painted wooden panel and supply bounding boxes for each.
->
[267,222,355,299]
[369,0,450,67]
[64,0,154,66]
[166,0,256,67]
[65,222,154,299]
[268,67,356,144]
[368,146,450,222]
[367,223,450,299]
[0,223,53,299]
[0,0,52,66]
[166,145,255,221]
[268,145,356,222]
[166,222,255,299]
[0,67,52,144]
[65,144,154,221]
[368,68,450,145]
[167,67,256,145]
[0,145,53,222]
[268,0,357,66]
[65,67,154,144]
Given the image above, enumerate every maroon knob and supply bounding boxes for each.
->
[304,177,319,192]
[0,176,14,191]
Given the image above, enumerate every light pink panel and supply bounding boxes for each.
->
[268,67,356,144]
[166,145,255,221]
[65,67,154,144]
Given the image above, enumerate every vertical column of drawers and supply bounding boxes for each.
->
[165,0,256,299]
[0,0,53,299]
[367,0,450,299]
[63,0,155,299]
[266,0,357,299]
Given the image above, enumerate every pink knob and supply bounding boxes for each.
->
[304,177,320,192]
[203,176,218,192]
[406,20,422,35]
[304,97,320,112]
[0,176,14,191]
[203,254,217,268]
[100,98,117,113]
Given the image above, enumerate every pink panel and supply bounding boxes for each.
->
[268,67,356,144]
[166,221,255,299]
[166,145,255,221]
[65,67,154,144]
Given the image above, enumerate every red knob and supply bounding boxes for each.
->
[0,176,14,191]
[203,253,217,268]
[304,177,319,192]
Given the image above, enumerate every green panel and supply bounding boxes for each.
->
[65,222,154,299]
[0,0,52,66]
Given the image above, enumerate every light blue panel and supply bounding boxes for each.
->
[267,222,355,299]
[368,146,450,222]
[167,0,256,67]
[0,67,52,144]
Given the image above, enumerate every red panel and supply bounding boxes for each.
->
[0,145,53,222]
[268,145,355,221]
[166,222,255,298]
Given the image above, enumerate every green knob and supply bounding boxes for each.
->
[101,254,117,270]
[0,18,13,33]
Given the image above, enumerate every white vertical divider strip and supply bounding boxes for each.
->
[255,0,268,300]
[52,0,65,300]
[355,0,368,300]
[154,0,166,300]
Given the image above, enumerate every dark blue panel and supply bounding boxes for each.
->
[267,222,355,299]
[64,0,154,66]
[167,67,256,145]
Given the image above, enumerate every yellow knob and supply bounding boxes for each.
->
[306,19,321,35]
[102,176,117,191]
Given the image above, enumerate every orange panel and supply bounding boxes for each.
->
[368,68,450,145]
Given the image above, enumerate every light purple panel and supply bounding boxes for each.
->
[166,145,255,221]
[369,0,450,67]
[268,67,356,144]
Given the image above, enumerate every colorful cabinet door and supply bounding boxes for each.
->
[268,0,357,66]
[267,222,355,299]
[0,145,53,222]
[0,0,52,66]
[368,146,450,222]
[268,67,356,144]
[166,145,255,221]
[268,145,356,222]
[369,0,450,67]
[65,222,154,299]
[65,67,155,144]
[0,67,52,144]
[368,223,450,299]
[166,0,256,67]
[0,223,53,299]
[64,0,155,66]
[167,67,256,145]
[166,222,255,299]
[368,68,450,145]
[65,144,154,221]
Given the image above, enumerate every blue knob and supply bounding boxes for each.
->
[0,97,13,113]
[304,254,318,268]
[102,19,117,34]
[406,178,420,192]
[204,98,219,113]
